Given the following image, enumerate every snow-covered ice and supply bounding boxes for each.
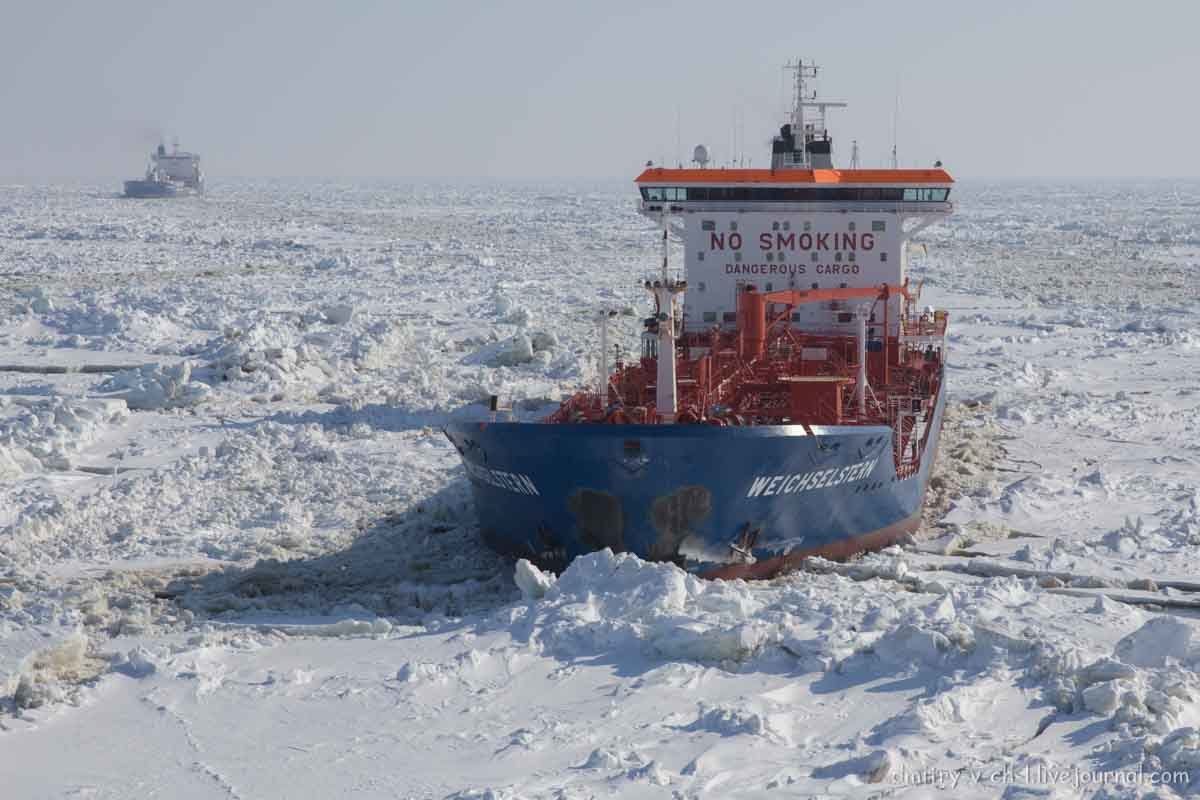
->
[1,178,1198,798]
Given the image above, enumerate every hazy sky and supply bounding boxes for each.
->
[2,0,1196,180]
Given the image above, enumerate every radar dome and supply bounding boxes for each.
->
[692,144,710,167]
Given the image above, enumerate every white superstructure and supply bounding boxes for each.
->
[147,139,204,193]
[634,60,952,336]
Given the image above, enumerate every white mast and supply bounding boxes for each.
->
[647,212,685,423]
[856,308,869,416]
[597,309,617,404]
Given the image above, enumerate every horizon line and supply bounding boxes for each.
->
[4,173,1200,185]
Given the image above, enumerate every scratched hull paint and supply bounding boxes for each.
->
[444,386,945,575]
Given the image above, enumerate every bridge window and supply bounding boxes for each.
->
[642,186,946,204]
[701,220,715,231]
[872,220,886,232]
[723,312,737,323]
[880,252,888,261]
[902,187,951,202]
[703,312,717,322]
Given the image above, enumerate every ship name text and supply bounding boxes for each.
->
[463,460,540,496]
[745,457,878,498]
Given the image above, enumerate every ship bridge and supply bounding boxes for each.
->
[634,167,952,215]
[634,165,954,333]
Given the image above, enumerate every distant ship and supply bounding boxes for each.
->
[445,59,953,579]
[123,140,204,198]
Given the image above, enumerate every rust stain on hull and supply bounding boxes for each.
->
[648,485,712,560]
[567,488,625,553]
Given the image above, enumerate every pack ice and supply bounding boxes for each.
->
[0,179,1198,799]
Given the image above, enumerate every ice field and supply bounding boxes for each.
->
[1,178,1199,798]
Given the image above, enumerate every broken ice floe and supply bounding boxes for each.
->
[323,304,355,325]
[313,253,353,271]
[513,559,555,600]
[467,329,558,368]
[99,361,210,410]
[0,396,129,472]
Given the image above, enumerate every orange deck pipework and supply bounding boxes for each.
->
[737,288,768,360]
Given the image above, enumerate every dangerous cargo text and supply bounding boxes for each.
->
[723,262,861,276]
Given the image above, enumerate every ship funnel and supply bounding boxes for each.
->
[806,137,833,169]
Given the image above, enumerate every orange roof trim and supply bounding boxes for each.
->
[634,167,954,185]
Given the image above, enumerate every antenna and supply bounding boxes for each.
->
[739,106,745,167]
[850,139,860,169]
[891,79,900,169]
[730,110,735,167]
[675,106,681,168]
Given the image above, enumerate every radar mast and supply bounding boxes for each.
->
[772,59,847,169]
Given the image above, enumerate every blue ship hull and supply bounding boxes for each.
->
[445,385,945,577]
[123,179,178,198]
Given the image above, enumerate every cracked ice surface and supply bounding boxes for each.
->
[1,179,1199,798]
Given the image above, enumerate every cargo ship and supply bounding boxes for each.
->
[123,140,204,198]
[445,60,953,579]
